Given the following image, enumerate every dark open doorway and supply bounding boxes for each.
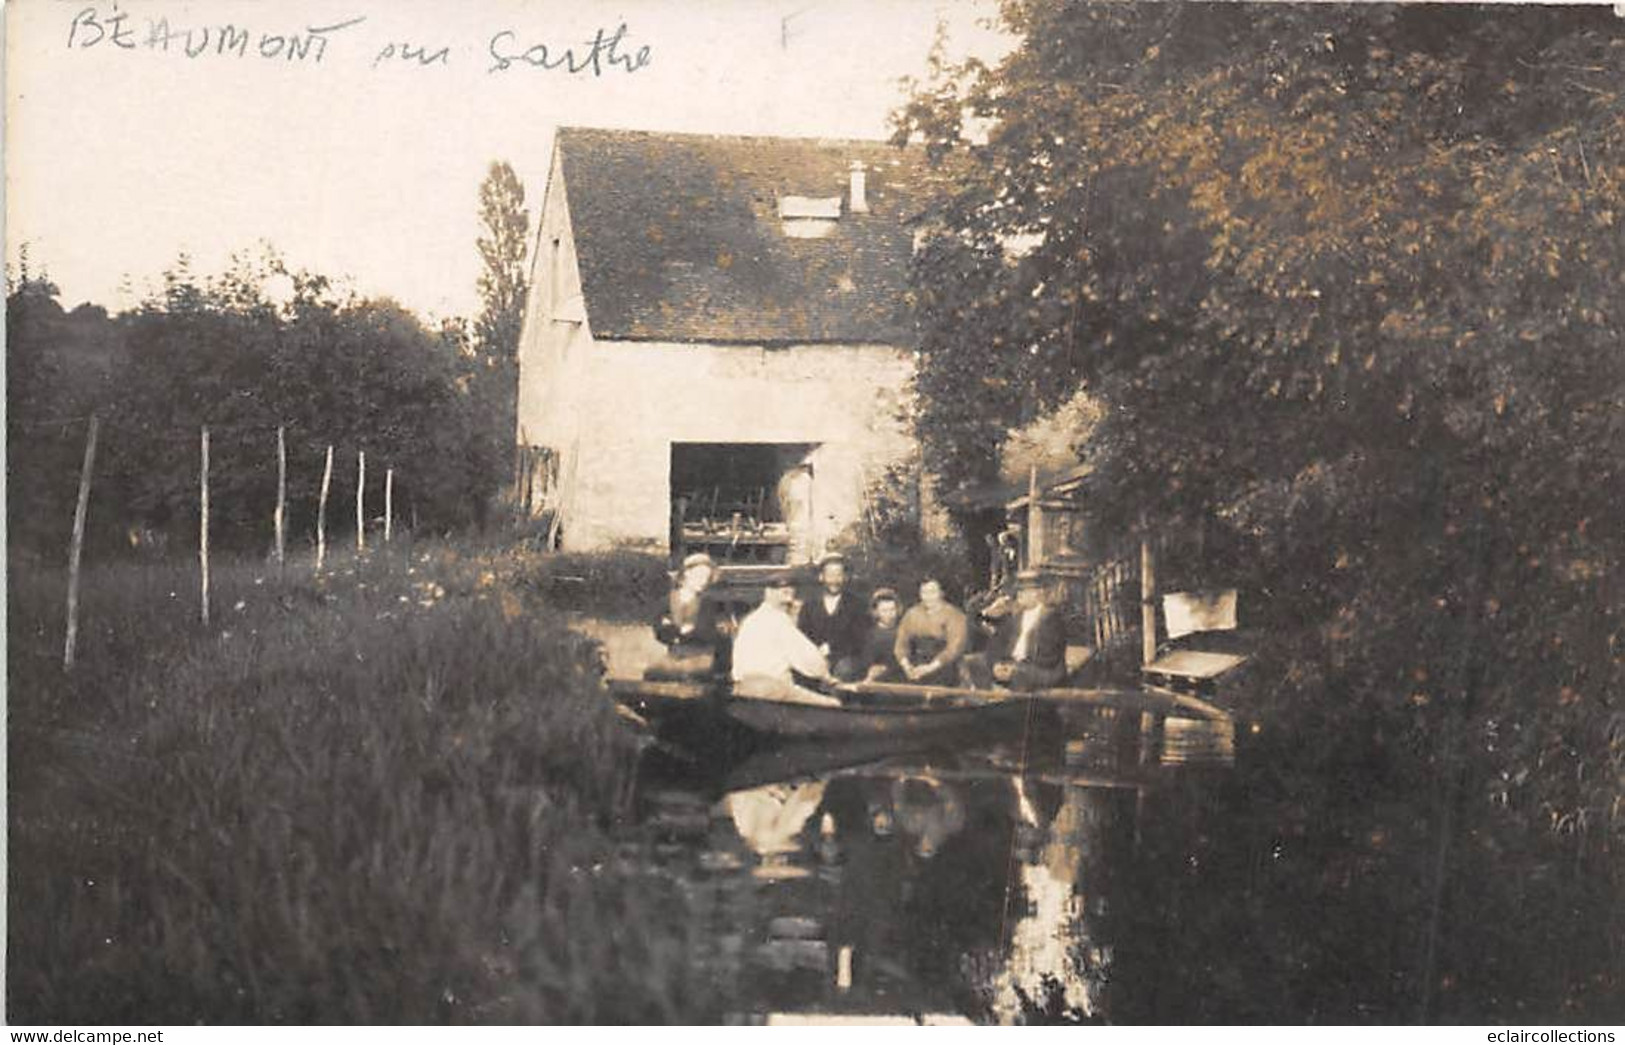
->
[670,442,817,563]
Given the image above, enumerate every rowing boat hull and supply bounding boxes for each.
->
[606,674,1228,753]
[722,691,1038,740]
[607,677,1042,744]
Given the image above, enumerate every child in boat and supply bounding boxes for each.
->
[861,587,904,683]
[647,552,728,679]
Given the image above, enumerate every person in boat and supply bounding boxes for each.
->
[796,552,871,682]
[894,576,969,687]
[731,570,841,706]
[962,569,1067,690]
[991,521,1022,591]
[861,586,905,683]
[648,552,728,680]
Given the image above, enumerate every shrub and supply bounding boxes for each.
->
[515,548,670,622]
[834,536,977,607]
[8,544,717,1023]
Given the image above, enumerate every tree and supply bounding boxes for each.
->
[6,250,127,557]
[897,2,1623,1021]
[84,249,481,551]
[469,161,532,523]
[474,161,531,365]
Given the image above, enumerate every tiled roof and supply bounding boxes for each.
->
[555,127,929,346]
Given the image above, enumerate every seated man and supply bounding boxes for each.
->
[861,587,905,683]
[796,552,871,682]
[732,571,840,706]
[894,577,968,687]
[648,552,727,679]
[962,570,1067,690]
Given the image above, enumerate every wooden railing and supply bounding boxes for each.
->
[1082,556,1138,661]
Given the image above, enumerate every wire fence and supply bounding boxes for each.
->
[27,412,411,670]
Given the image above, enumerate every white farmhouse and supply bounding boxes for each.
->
[514,127,931,560]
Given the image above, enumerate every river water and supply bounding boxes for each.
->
[583,618,1237,1025]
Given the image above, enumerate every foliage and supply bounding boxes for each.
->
[836,536,978,607]
[467,161,533,526]
[516,548,672,622]
[897,1,1623,1020]
[5,247,499,556]
[474,161,532,365]
[6,257,124,558]
[8,544,719,1023]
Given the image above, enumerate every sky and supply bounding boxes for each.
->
[5,0,1010,323]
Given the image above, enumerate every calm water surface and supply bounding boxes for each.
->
[614,688,1234,1024]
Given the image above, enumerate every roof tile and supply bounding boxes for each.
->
[557,127,929,345]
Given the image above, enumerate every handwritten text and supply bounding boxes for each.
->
[486,23,651,76]
[69,7,368,64]
[63,6,655,77]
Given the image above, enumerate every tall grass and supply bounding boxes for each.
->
[9,543,719,1023]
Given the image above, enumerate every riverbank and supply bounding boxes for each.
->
[7,540,716,1023]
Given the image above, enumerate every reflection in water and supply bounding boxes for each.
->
[727,781,828,879]
[889,773,966,859]
[624,712,1234,1024]
[991,779,1112,1022]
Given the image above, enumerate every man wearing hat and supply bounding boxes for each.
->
[962,570,1067,690]
[649,552,728,679]
[731,570,840,706]
[796,552,871,682]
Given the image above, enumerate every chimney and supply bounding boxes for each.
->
[848,160,868,214]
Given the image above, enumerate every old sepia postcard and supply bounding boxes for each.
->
[7,0,1622,1032]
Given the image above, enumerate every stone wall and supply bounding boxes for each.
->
[543,337,917,553]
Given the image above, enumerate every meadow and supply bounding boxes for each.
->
[7,540,717,1023]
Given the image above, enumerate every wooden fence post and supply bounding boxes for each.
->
[1140,516,1157,668]
[200,427,211,626]
[63,413,99,670]
[274,424,287,572]
[384,467,394,543]
[1026,465,1044,568]
[514,426,527,514]
[316,444,333,572]
[356,450,366,553]
[1138,516,1159,767]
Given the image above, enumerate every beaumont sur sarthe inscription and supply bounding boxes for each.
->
[64,6,653,75]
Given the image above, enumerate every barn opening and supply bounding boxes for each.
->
[670,442,818,563]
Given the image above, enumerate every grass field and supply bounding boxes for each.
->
[8,540,717,1023]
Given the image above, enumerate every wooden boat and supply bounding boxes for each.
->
[608,676,1044,745]
[607,675,1226,751]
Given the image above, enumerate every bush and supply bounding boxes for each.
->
[834,535,977,607]
[8,544,718,1023]
[515,548,671,622]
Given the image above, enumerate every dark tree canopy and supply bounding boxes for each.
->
[898,2,1623,1020]
[6,248,493,556]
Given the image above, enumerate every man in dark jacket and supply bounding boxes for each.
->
[963,570,1067,689]
[797,552,871,681]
